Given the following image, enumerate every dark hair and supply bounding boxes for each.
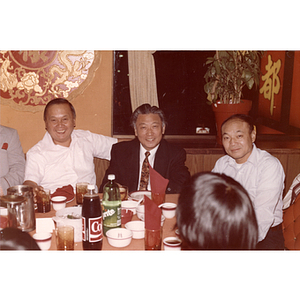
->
[176,172,258,250]
[221,114,254,134]
[0,227,40,250]
[43,98,76,121]
[130,103,166,129]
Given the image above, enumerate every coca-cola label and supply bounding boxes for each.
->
[89,216,103,242]
[82,216,103,242]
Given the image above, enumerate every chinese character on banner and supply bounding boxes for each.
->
[259,51,285,120]
[0,51,101,112]
[260,55,281,115]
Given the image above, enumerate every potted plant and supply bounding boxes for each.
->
[204,50,263,143]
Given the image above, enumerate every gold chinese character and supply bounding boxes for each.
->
[259,54,281,115]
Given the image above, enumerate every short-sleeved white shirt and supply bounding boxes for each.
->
[25,130,117,193]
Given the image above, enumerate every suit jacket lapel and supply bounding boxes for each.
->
[130,138,141,191]
[153,139,168,177]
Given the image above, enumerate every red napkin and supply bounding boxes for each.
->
[144,195,161,230]
[51,185,74,202]
[149,164,169,194]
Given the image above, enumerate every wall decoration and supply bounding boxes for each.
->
[0,50,101,112]
[259,51,285,120]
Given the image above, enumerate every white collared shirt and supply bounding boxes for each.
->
[137,144,159,191]
[25,129,117,193]
[212,144,285,242]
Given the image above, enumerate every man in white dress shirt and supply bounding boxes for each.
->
[212,114,285,250]
[24,98,117,193]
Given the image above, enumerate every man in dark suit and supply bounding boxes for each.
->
[100,104,190,194]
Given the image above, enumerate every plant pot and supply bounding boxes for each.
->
[212,99,252,145]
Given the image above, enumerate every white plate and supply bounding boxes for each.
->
[129,191,151,202]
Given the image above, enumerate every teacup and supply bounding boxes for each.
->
[51,196,67,211]
[163,236,182,251]
[160,202,177,219]
[33,232,52,250]
[121,200,138,215]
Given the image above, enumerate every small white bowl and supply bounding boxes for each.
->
[163,236,182,251]
[129,191,151,202]
[121,200,138,215]
[160,202,177,219]
[51,196,67,211]
[125,221,145,239]
[106,228,132,248]
[33,232,52,250]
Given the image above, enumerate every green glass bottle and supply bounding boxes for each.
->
[102,174,121,236]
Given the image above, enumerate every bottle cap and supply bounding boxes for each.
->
[108,174,115,180]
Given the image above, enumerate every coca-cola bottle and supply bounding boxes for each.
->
[82,184,103,250]
[102,174,121,236]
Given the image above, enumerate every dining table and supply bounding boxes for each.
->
[29,193,179,251]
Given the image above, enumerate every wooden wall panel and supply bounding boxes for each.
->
[185,154,204,175]
[285,154,300,193]
[94,158,109,190]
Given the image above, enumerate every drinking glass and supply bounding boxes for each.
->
[56,225,74,250]
[36,189,51,213]
[76,182,89,205]
[145,227,162,250]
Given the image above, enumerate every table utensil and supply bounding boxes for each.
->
[53,206,82,242]
[125,220,145,239]
[33,232,52,250]
[106,228,132,247]
[144,195,162,250]
[0,195,26,230]
[119,185,128,201]
[163,236,182,250]
[36,188,51,213]
[51,196,67,211]
[76,182,89,205]
[159,202,177,219]
[56,225,74,250]
[129,191,151,202]
[51,184,74,203]
[121,200,138,214]
[7,185,36,232]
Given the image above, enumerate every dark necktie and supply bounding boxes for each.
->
[139,151,150,190]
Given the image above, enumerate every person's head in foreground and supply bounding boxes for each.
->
[176,172,258,250]
[0,227,40,250]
